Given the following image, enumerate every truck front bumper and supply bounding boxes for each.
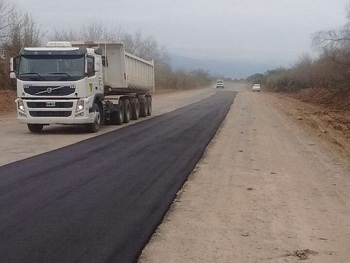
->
[16,98,95,125]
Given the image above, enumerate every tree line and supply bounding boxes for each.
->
[248,4,350,94]
[0,0,212,91]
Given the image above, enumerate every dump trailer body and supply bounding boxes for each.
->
[71,41,155,94]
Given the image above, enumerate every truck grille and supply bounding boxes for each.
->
[27,102,73,108]
[24,86,75,96]
[29,111,72,117]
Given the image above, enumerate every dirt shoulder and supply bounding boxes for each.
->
[140,84,350,263]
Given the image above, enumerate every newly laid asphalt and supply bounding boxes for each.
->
[0,90,236,263]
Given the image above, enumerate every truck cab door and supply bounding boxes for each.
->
[87,56,103,94]
[95,57,104,89]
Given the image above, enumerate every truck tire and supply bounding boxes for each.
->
[123,99,131,123]
[139,99,147,117]
[111,100,124,125]
[131,99,140,120]
[86,103,101,133]
[27,124,44,133]
[146,97,152,116]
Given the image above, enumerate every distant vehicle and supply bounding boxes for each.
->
[252,84,261,92]
[216,80,224,89]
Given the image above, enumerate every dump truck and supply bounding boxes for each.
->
[10,41,155,133]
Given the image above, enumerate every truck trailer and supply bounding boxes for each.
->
[10,41,155,133]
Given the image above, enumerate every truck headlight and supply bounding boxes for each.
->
[17,100,25,112]
[76,99,85,112]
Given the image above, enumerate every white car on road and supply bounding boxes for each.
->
[252,84,261,92]
[216,80,224,89]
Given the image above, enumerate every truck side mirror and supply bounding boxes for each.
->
[10,58,14,72]
[10,72,16,79]
[10,57,20,78]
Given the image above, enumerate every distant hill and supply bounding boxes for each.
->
[169,55,277,79]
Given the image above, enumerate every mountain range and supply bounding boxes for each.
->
[169,55,279,79]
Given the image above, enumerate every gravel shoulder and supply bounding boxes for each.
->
[139,84,350,263]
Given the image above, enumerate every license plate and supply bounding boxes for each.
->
[46,101,56,107]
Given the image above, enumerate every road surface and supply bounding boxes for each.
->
[1,83,349,263]
[0,90,235,262]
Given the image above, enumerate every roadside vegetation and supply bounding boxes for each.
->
[247,4,350,112]
[0,0,40,90]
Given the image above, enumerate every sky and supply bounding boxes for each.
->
[13,0,350,78]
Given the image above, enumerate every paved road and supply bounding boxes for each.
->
[0,90,235,263]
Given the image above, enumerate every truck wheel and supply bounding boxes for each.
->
[123,99,131,123]
[146,97,152,116]
[111,100,124,125]
[86,103,101,133]
[27,124,44,133]
[139,99,147,117]
[131,99,140,120]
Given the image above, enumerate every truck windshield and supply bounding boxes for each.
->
[18,55,85,81]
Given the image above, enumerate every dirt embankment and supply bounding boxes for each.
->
[295,88,350,111]
[268,88,350,161]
